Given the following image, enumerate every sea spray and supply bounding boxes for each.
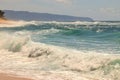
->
[0,21,120,80]
[0,32,30,52]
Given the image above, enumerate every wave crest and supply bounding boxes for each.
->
[0,32,30,52]
[1,20,120,28]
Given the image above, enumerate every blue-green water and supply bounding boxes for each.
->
[0,21,120,54]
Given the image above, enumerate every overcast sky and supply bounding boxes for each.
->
[0,0,120,20]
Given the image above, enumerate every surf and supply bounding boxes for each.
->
[0,21,120,54]
[0,30,120,80]
[0,20,120,80]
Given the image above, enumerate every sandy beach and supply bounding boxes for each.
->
[0,19,16,24]
[0,18,28,28]
[0,73,33,80]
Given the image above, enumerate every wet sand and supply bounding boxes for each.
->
[0,73,33,80]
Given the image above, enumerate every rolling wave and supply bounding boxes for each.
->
[0,21,120,80]
[0,21,120,54]
[0,21,120,34]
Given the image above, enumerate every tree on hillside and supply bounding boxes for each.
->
[0,10,5,18]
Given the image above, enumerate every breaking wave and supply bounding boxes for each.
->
[0,21,120,80]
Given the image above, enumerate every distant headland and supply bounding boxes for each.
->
[0,10,6,20]
[0,10,17,25]
[0,10,8,24]
[4,10,94,22]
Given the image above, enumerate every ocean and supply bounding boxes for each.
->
[0,21,120,80]
[0,21,120,54]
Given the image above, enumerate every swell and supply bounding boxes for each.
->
[0,21,120,80]
[0,21,120,54]
[0,21,120,31]
[0,22,120,40]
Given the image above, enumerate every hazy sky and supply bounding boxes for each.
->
[0,0,120,20]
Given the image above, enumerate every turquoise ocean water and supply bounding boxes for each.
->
[0,21,120,54]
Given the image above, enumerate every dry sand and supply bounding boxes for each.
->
[0,18,23,27]
[0,18,16,24]
[0,18,27,27]
[0,73,33,80]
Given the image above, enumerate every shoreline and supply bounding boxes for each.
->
[0,73,33,80]
[0,18,17,25]
[0,18,24,27]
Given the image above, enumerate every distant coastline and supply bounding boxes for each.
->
[4,10,94,22]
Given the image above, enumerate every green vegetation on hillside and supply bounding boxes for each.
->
[0,10,5,19]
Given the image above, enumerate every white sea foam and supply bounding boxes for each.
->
[0,21,120,80]
[33,21,120,26]
[0,20,120,28]
[0,32,120,80]
[35,28,60,35]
